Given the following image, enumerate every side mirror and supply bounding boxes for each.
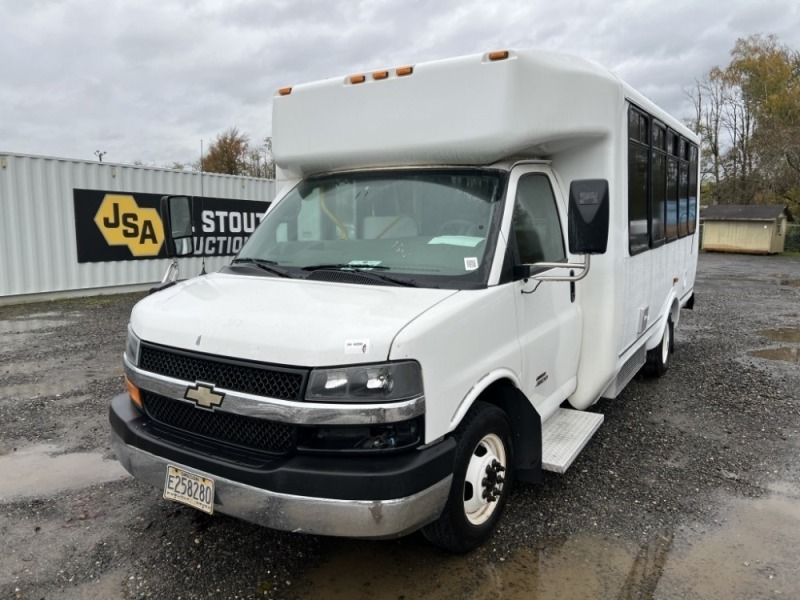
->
[568,180,609,255]
[160,195,194,257]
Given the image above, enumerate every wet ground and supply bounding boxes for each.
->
[0,252,799,599]
[303,479,800,599]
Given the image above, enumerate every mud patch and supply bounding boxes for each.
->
[0,353,123,399]
[779,279,800,287]
[0,444,128,501]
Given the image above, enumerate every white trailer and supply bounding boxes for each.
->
[111,49,700,552]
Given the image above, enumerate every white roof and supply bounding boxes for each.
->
[273,49,693,177]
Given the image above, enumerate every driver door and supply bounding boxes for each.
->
[508,166,581,421]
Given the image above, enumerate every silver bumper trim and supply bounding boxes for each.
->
[111,431,451,539]
[124,357,425,426]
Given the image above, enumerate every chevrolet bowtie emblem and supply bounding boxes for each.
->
[185,382,225,409]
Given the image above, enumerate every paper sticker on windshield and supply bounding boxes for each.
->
[464,257,479,271]
[345,339,370,355]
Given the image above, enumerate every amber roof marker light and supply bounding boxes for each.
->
[349,74,367,84]
[372,70,389,80]
[277,87,293,96]
[395,66,414,77]
[488,50,510,61]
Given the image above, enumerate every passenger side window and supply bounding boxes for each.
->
[513,174,566,264]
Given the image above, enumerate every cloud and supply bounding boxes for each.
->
[1,0,799,165]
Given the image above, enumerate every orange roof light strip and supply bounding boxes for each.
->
[488,50,510,61]
[349,74,366,84]
[395,66,414,76]
[277,87,293,96]
[372,70,389,80]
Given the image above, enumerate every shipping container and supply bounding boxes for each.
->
[0,153,276,303]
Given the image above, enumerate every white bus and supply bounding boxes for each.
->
[111,49,700,553]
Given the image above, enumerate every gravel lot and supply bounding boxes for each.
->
[1,252,799,599]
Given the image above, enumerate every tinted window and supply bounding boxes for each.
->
[678,162,689,237]
[688,145,698,233]
[666,157,678,241]
[513,174,566,264]
[652,152,666,245]
[628,144,649,254]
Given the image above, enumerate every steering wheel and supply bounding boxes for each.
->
[438,219,481,236]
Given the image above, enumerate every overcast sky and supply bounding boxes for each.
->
[2,0,799,168]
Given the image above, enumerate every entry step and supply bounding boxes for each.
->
[541,408,604,474]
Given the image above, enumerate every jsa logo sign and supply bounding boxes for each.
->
[93,194,165,257]
[73,188,270,263]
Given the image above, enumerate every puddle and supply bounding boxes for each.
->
[0,330,52,354]
[655,494,800,599]
[759,327,800,343]
[750,328,800,363]
[300,534,665,599]
[0,444,128,501]
[300,491,800,600]
[748,347,800,363]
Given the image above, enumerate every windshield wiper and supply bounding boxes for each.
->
[302,263,390,271]
[301,264,419,287]
[231,258,295,278]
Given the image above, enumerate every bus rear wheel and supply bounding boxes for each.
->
[645,316,673,377]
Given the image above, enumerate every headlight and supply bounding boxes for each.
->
[125,325,141,366]
[306,361,423,403]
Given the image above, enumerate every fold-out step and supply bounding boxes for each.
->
[541,408,604,474]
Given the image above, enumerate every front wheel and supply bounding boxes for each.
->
[645,316,673,377]
[422,402,514,553]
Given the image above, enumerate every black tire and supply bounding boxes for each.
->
[645,316,673,377]
[422,401,514,553]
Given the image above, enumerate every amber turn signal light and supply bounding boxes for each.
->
[125,375,142,409]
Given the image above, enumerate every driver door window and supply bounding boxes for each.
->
[512,174,566,264]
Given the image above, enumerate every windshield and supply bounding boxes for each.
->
[235,169,507,289]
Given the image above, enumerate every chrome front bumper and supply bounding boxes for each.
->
[111,430,452,539]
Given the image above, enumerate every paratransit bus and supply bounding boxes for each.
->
[110,48,700,552]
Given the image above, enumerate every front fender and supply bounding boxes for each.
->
[448,368,522,430]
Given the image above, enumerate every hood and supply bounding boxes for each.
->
[131,271,458,367]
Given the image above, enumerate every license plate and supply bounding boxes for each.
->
[164,465,215,514]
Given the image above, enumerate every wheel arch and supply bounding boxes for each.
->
[646,291,680,352]
[449,373,542,484]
